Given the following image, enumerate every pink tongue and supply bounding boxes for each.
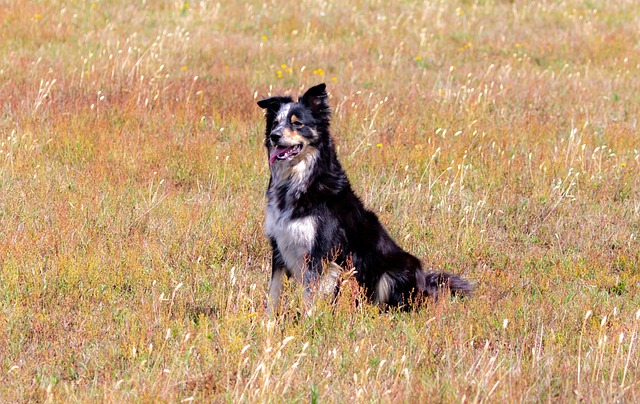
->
[269,146,293,164]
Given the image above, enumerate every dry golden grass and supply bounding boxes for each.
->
[1,0,639,401]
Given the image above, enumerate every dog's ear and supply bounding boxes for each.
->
[257,97,282,111]
[299,83,329,117]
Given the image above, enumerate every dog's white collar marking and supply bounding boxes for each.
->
[265,200,317,281]
[270,147,319,198]
[289,149,318,194]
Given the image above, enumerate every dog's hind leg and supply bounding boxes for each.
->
[373,272,394,306]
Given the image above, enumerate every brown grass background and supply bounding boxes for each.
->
[1,0,639,401]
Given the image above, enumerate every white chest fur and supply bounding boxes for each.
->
[265,199,317,277]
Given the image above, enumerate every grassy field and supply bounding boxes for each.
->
[1,0,639,401]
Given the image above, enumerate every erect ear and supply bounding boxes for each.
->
[299,83,328,115]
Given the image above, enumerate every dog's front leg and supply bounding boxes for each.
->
[268,268,286,316]
[302,267,319,308]
[318,262,342,300]
[302,254,342,312]
[267,241,286,316]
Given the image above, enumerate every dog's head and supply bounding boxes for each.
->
[257,83,330,166]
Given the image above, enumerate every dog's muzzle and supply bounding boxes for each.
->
[269,144,303,164]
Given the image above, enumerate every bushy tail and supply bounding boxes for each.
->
[419,271,473,299]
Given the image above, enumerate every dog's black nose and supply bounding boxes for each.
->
[269,133,281,143]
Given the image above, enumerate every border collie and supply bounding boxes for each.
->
[257,83,472,313]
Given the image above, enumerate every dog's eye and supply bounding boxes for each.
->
[292,120,304,128]
[272,119,279,127]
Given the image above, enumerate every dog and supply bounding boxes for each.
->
[257,83,472,314]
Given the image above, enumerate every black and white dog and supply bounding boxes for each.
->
[257,83,472,313]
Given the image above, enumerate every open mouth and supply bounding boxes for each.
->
[269,144,302,164]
